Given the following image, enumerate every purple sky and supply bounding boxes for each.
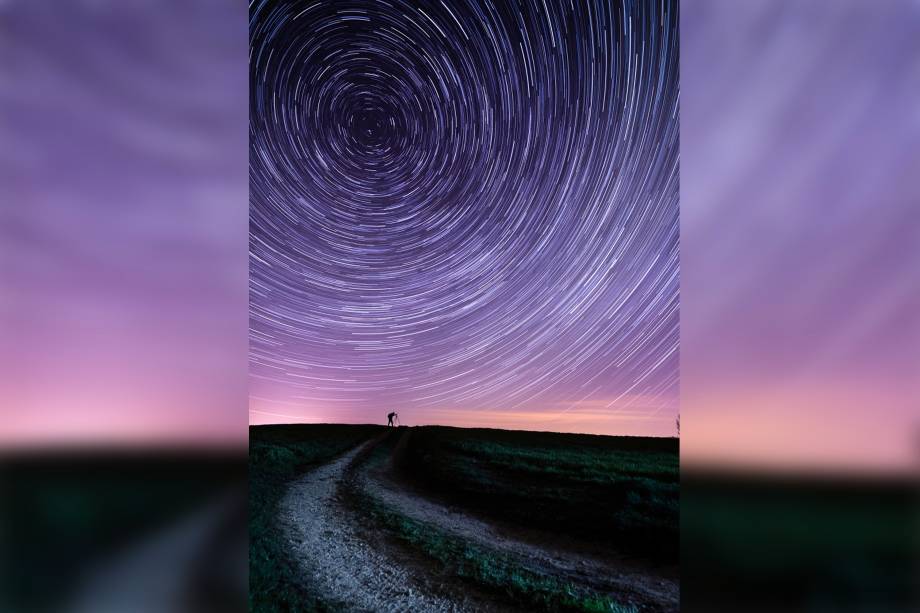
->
[249,0,680,436]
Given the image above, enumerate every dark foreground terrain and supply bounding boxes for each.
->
[682,469,918,612]
[250,424,679,612]
[1,451,248,612]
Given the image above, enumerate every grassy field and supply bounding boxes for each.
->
[249,424,382,612]
[352,432,646,612]
[396,426,679,564]
[249,423,678,612]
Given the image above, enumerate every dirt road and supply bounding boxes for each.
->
[278,433,678,612]
[278,439,496,612]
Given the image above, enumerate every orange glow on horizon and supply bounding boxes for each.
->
[249,399,679,438]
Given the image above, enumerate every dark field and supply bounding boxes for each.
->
[250,423,679,612]
[0,451,247,612]
[682,470,919,611]
[397,426,679,564]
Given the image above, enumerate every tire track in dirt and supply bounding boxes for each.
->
[277,439,487,612]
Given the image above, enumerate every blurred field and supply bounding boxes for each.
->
[682,470,918,612]
[0,451,247,612]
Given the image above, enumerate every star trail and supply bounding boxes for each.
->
[249,0,679,434]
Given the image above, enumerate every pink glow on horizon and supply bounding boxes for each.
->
[682,379,918,474]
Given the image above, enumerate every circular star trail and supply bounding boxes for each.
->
[250,0,679,429]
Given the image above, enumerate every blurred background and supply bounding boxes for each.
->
[0,1,248,611]
[682,0,919,611]
[0,0,917,611]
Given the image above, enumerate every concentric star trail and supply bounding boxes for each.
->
[250,0,679,433]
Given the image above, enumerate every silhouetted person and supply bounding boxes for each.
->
[387,411,398,427]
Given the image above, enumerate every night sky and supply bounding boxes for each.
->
[249,0,679,435]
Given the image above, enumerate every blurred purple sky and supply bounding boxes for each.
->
[682,0,920,472]
[0,1,248,447]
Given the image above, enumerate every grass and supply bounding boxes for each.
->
[353,435,640,612]
[249,424,382,613]
[248,423,677,611]
[397,426,679,564]
[362,494,638,613]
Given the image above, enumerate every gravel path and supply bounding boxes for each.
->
[277,441,477,613]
